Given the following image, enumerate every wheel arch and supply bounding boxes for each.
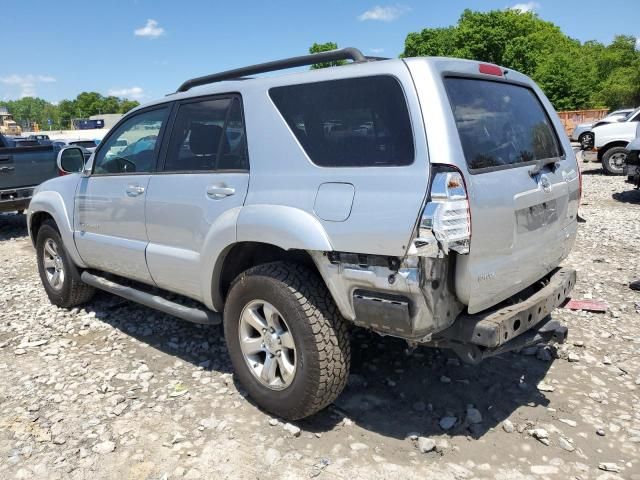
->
[597,141,629,161]
[203,205,334,311]
[211,242,323,312]
[28,191,86,268]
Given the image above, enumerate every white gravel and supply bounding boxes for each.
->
[0,160,638,479]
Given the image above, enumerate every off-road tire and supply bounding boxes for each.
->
[36,220,95,307]
[601,146,627,175]
[224,261,350,420]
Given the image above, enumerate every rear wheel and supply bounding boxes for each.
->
[36,220,95,307]
[223,262,350,420]
[601,147,627,175]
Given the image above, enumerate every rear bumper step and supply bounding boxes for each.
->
[80,272,221,325]
[448,317,568,364]
[435,267,575,363]
[441,268,575,348]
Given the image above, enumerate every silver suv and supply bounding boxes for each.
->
[27,48,580,420]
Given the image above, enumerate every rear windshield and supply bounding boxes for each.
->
[269,76,414,167]
[445,78,562,171]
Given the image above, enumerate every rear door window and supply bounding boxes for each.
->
[164,96,248,172]
[269,76,414,167]
[445,78,562,172]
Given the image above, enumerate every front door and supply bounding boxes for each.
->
[145,96,250,300]
[74,106,171,284]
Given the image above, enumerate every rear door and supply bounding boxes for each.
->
[145,95,250,301]
[442,76,579,313]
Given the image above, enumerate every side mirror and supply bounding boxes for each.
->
[57,146,85,174]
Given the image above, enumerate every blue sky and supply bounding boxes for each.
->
[2,0,638,103]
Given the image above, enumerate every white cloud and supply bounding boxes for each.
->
[370,48,385,54]
[134,19,164,39]
[636,36,640,50]
[0,74,56,98]
[509,2,540,13]
[108,87,145,100]
[358,5,411,22]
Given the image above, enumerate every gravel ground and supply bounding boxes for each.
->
[1,161,639,480]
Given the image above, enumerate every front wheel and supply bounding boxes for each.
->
[601,146,627,175]
[224,262,350,420]
[36,220,95,307]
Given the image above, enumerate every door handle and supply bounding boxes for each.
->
[206,184,235,199]
[0,166,15,173]
[126,184,145,197]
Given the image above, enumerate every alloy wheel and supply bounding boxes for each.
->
[43,238,65,290]
[238,300,297,390]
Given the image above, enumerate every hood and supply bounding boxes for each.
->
[593,121,638,148]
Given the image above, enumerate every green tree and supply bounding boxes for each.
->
[401,9,640,110]
[309,42,346,69]
[0,91,141,131]
[118,100,139,113]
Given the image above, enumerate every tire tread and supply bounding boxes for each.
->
[228,261,350,419]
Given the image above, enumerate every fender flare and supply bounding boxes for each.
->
[28,190,87,268]
[204,205,333,311]
[237,205,333,251]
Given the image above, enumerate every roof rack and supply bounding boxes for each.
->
[176,47,370,93]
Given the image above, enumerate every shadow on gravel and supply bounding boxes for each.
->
[82,291,553,442]
[612,189,640,204]
[0,212,29,240]
[579,166,605,176]
[81,290,233,374]
[299,329,553,440]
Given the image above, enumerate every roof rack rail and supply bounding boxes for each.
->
[176,47,369,93]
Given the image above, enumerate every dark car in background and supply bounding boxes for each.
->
[0,133,61,214]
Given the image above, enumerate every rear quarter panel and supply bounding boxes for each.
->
[238,59,430,257]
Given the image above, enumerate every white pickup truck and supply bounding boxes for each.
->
[591,107,640,174]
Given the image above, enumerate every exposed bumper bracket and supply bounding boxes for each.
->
[440,268,576,348]
[433,267,575,364]
[446,317,568,364]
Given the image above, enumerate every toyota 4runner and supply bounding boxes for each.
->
[27,48,580,420]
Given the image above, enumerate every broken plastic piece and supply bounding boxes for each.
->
[563,299,607,313]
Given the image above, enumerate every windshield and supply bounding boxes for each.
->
[624,108,640,122]
[445,78,562,171]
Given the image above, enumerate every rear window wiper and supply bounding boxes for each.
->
[529,157,560,177]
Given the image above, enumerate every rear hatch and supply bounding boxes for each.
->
[412,61,580,314]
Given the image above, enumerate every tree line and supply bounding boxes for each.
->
[0,92,139,131]
[312,9,640,111]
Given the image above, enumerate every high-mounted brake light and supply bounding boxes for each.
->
[479,63,503,77]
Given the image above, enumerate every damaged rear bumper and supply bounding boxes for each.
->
[434,267,576,363]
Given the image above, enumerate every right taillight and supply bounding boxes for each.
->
[419,166,471,255]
